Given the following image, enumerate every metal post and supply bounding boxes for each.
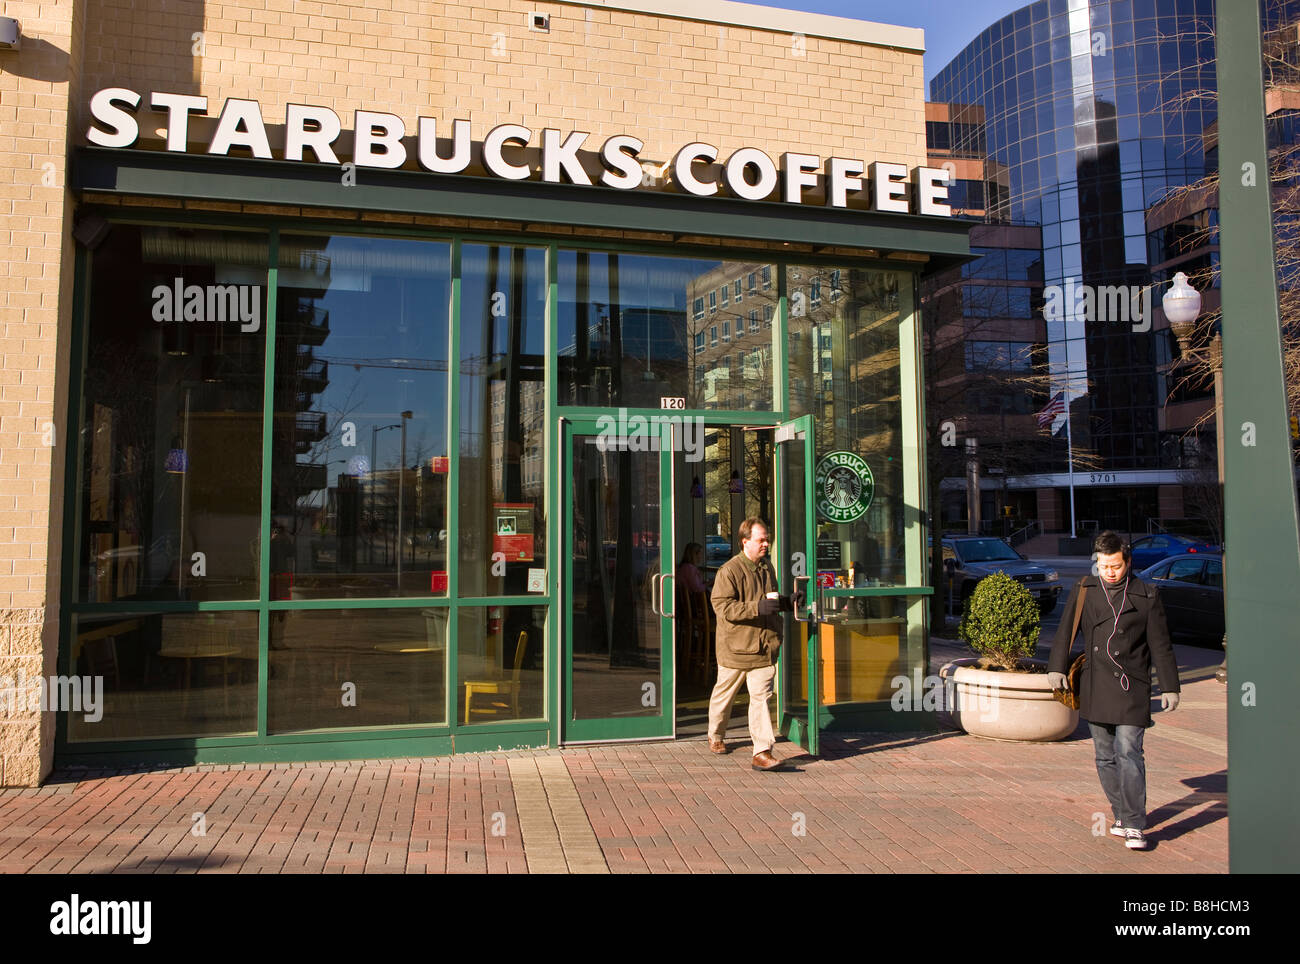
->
[370,426,378,566]
[371,422,400,569]
[1218,0,1300,871]
[177,385,191,595]
[1212,335,1228,682]
[965,437,979,534]
[1211,334,1226,484]
[1064,390,1077,539]
[398,412,410,591]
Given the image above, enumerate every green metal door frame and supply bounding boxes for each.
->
[773,414,819,756]
[559,415,675,742]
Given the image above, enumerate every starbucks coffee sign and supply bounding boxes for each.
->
[85,88,953,216]
[815,451,874,523]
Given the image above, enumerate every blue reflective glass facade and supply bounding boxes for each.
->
[931,0,1299,472]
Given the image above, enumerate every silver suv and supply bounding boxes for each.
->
[940,536,1062,615]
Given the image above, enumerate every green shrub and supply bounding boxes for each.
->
[956,572,1041,670]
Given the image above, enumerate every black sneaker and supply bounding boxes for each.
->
[1109,821,1125,838]
[1125,828,1149,850]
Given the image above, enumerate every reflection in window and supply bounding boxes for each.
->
[790,267,907,585]
[273,235,451,599]
[460,245,548,597]
[78,225,268,603]
[69,611,259,741]
[269,606,448,732]
[558,251,775,411]
[457,606,546,724]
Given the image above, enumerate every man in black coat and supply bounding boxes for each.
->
[1047,530,1181,850]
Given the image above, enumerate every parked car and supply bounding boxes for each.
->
[1128,533,1220,570]
[1139,552,1225,644]
[705,535,733,566]
[937,536,1063,615]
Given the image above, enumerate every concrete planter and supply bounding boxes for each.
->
[939,657,1078,742]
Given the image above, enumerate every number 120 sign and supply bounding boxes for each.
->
[660,397,686,409]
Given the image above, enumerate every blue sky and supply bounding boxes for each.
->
[761,0,1032,86]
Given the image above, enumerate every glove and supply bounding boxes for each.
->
[793,590,807,610]
[757,597,781,616]
[1161,692,1180,712]
[778,594,794,612]
[1046,672,1069,691]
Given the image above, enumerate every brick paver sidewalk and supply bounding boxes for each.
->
[0,643,1227,873]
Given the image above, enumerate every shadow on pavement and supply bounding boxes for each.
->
[798,731,966,763]
[1147,770,1228,842]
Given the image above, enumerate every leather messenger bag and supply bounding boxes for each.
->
[1051,585,1088,710]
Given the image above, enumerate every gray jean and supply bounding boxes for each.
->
[1088,721,1148,830]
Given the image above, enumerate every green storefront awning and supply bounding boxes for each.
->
[73,147,972,276]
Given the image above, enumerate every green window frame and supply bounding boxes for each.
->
[57,208,944,763]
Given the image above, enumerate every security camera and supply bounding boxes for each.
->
[0,18,20,51]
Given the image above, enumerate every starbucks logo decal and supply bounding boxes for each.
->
[815,451,874,523]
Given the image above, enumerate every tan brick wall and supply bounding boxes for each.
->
[78,0,926,172]
[0,0,83,785]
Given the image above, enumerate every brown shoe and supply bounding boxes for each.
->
[751,750,783,771]
[709,739,728,754]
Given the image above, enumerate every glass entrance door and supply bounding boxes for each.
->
[561,416,674,741]
[774,415,820,756]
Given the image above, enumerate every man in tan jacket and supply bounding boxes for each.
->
[708,517,793,771]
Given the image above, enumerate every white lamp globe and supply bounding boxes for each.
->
[1162,271,1202,326]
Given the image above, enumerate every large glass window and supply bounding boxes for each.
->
[558,252,776,411]
[69,611,260,741]
[789,267,908,585]
[268,606,448,732]
[77,225,268,603]
[456,605,546,724]
[459,245,548,597]
[272,235,452,599]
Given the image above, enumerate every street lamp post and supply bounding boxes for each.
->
[1161,272,1226,680]
[370,423,400,565]
[1163,272,1222,480]
[397,410,413,592]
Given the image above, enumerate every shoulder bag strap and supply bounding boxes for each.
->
[1070,585,1088,647]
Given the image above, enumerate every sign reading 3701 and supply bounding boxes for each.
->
[815,451,874,523]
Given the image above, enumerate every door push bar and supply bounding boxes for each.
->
[801,577,826,622]
[650,572,677,618]
[793,575,813,622]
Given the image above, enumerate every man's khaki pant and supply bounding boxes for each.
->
[707,663,777,756]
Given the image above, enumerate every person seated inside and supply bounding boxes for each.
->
[676,542,707,596]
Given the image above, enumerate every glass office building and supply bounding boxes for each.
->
[929,0,1299,533]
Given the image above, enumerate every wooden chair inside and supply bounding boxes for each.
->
[678,589,713,681]
[463,629,528,725]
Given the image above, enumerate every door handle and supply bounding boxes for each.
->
[661,573,675,618]
[650,573,661,616]
[793,575,811,622]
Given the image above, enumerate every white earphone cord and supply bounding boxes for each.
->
[1102,575,1131,692]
